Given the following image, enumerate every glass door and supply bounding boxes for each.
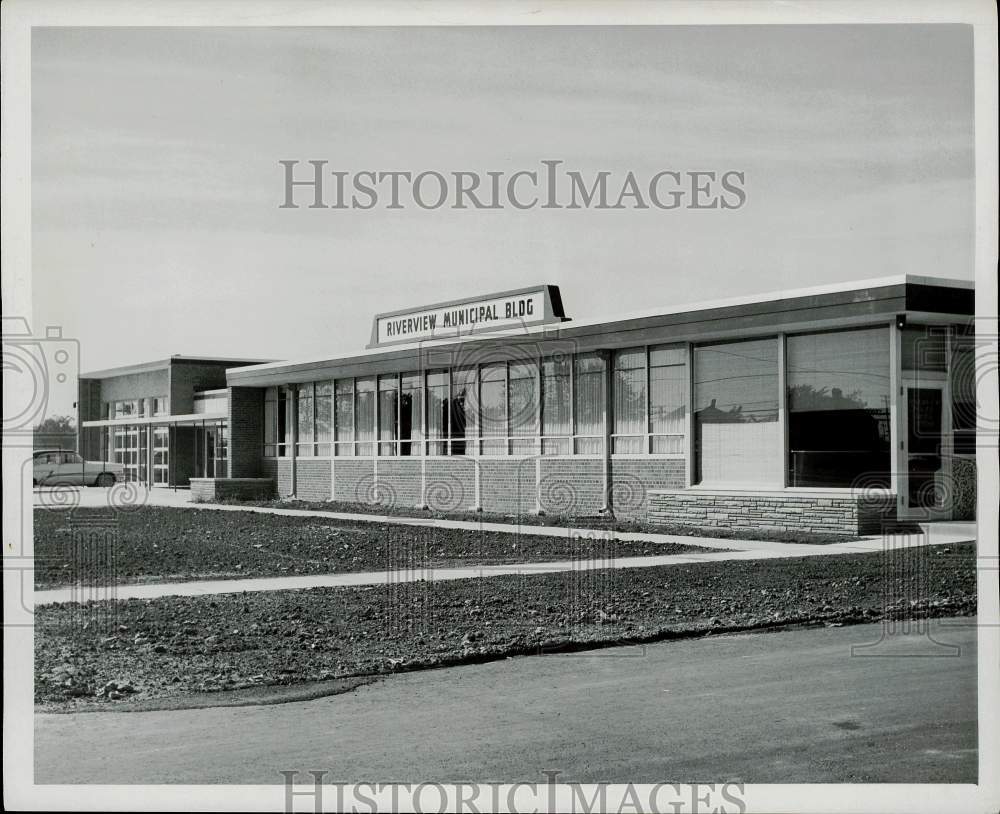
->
[899,380,950,519]
[152,427,169,486]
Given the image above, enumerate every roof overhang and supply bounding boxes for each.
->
[81,412,228,428]
[225,275,974,389]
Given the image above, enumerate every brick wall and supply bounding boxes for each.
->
[649,490,897,536]
[377,459,422,508]
[610,458,686,520]
[539,458,605,516]
[479,458,537,515]
[274,458,293,497]
[295,459,331,501]
[228,387,264,478]
[333,459,374,504]
[425,458,476,512]
[191,478,275,502]
[76,378,103,460]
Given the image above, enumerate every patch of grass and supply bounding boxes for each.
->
[33,506,714,589]
[34,542,976,709]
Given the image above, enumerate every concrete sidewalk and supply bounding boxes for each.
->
[32,485,975,606]
[33,523,975,606]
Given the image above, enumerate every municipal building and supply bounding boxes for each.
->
[76,275,977,535]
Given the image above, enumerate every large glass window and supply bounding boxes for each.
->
[315,382,332,456]
[297,383,314,457]
[509,362,537,455]
[427,371,449,455]
[400,372,423,456]
[264,387,277,457]
[451,367,477,455]
[786,328,891,487]
[277,387,293,457]
[613,348,646,453]
[541,356,572,454]
[479,364,506,455]
[649,345,686,453]
[694,338,780,484]
[950,326,976,456]
[334,380,354,456]
[378,375,399,456]
[574,353,605,454]
[152,427,169,485]
[355,377,376,456]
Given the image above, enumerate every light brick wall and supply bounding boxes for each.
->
[377,459,422,508]
[295,458,331,501]
[333,459,374,503]
[425,458,476,512]
[273,458,293,497]
[539,458,605,516]
[649,490,896,535]
[479,458,537,515]
[610,458,686,520]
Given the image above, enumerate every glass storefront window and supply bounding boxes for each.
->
[786,327,890,488]
[400,372,423,456]
[613,348,646,453]
[427,371,449,455]
[451,367,477,456]
[574,353,605,454]
[694,338,780,485]
[355,377,376,456]
[649,345,686,454]
[950,327,976,456]
[315,382,332,456]
[479,364,506,455]
[334,380,354,456]
[264,387,277,457]
[378,375,399,456]
[541,356,571,455]
[509,362,537,455]
[297,383,314,457]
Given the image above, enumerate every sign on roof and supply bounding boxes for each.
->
[369,285,567,348]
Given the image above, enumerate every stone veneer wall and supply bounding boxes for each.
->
[649,490,897,536]
[949,457,977,521]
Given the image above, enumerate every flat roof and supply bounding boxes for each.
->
[227,274,974,385]
[81,354,277,380]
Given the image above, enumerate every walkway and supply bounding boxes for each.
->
[33,501,975,605]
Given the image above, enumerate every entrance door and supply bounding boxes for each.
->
[899,380,950,520]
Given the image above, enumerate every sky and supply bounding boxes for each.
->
[31,25,975,416]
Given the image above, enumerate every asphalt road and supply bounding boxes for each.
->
[34,618,978,784]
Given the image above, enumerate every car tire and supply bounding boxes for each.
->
[95,473,116,488]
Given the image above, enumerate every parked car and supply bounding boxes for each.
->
[32,450,124,487]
